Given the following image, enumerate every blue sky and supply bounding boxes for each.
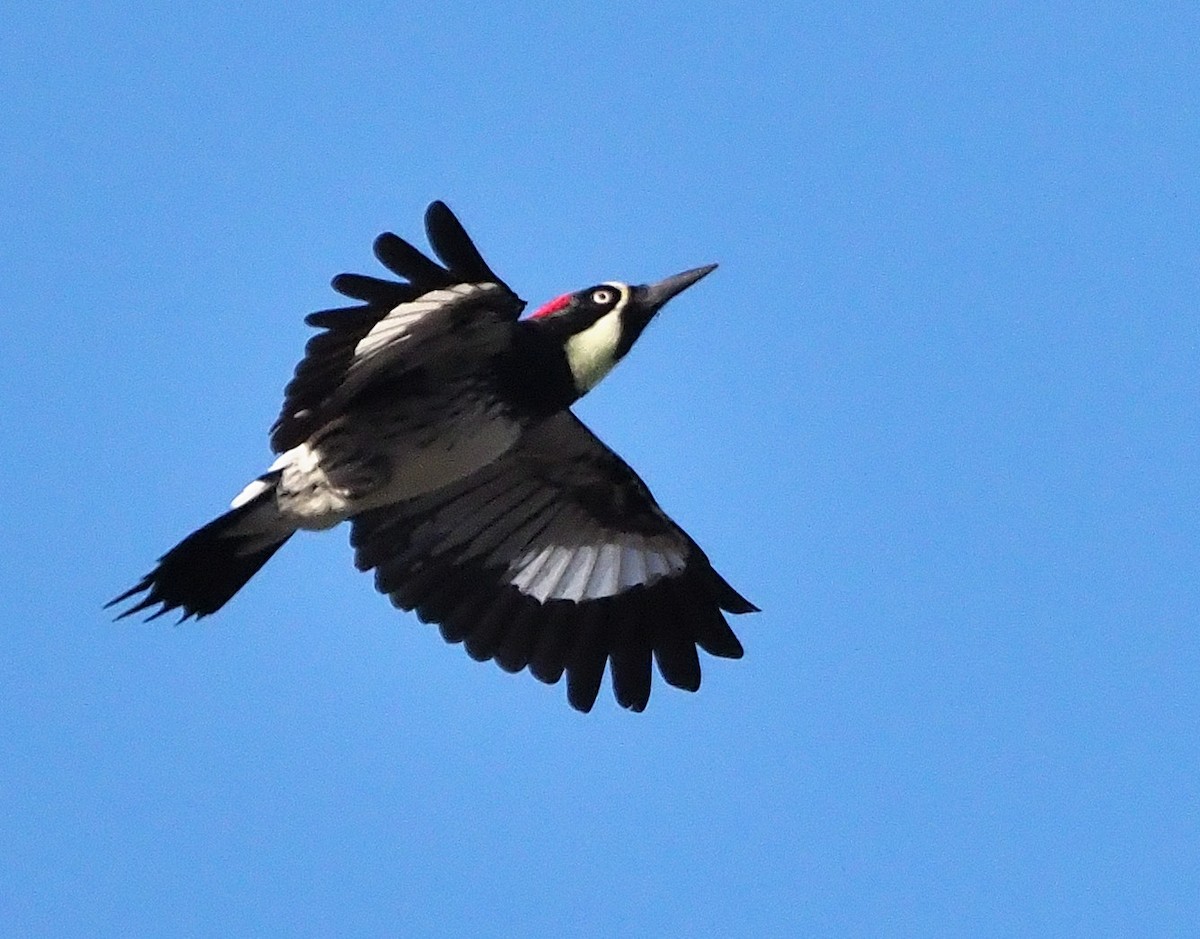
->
[3,2,1198,935]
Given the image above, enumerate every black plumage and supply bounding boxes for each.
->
[110,201,756,712]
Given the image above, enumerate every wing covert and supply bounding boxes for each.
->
[270,203,525,453]
[350,412,756,712]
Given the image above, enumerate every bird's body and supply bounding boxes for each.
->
[110,202,756,712]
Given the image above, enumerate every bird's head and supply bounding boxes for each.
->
[526,264,717,396]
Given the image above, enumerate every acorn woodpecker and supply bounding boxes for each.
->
[109,202,757,712]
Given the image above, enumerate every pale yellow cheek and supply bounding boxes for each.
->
[565,310,623,392]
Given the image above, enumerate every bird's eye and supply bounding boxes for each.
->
[591,288,615,306]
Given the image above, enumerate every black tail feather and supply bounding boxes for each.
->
[108,495,292,622]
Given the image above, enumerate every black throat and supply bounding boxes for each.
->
[495,320,581,419]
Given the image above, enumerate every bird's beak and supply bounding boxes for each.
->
[616,264,718,358]
[635,264,718,313]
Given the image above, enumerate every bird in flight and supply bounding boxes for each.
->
[109,202,756,712]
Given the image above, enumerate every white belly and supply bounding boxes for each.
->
[268,415,521,530]
[366,416,521,505]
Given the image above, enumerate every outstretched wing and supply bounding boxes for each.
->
[271,202,525,453]
[350,412,757,713]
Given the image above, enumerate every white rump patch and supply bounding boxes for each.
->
[269,443,351,529]
[353,283,491,360]
[508,539,687,603]
[231,478,272,509]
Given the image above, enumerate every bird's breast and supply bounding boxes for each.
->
[367,402,522,504]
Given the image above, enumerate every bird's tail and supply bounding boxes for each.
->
[107,474,294,621]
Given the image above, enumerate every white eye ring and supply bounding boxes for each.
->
[591,288,615,305]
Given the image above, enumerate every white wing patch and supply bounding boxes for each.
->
[589,544,623,598]
[555,545,599,602]
[508,538,687,603]
[619,546,647,590]
[353,283,492,360]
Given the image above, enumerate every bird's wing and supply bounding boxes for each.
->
[350,411,757,712]
[271,202,525,453]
